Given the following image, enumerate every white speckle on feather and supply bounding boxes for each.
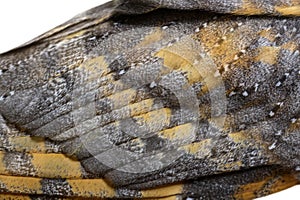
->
[237,22,243,26]
[275,131,282,136]
[275,33,282,38]
[149,81,157,88]
[229,91,236,97]
[119,69,126,75]
[162,25,168,30]
[269,111,275,117]
[275,81,282,87]
[233,54,239,61]
[240,49,246,54]
[230,27,234,32]
[254,83,259,92]
[276,102,284,107]
[195,27,200,33]
[9,91,15,96]
[224,64,230,72]
[284,72,290,77]
[291,118,297,123]
[88,36,97,41]
[242,91,248,97]
[0,70,2,76]
[203,22,207,28]
[268,142,276,150]
[292,27,297,32]
[296,166,300,171]
[0,96,4,101]
[283,26,287,31]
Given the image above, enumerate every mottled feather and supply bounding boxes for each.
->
[0,0,299,199]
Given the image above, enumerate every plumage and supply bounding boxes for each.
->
[0,0,299,199]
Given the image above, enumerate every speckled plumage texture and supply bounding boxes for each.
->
[0,0,299,199]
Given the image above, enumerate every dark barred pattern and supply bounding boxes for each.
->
[0,0,299,199]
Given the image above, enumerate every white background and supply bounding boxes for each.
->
[0,1,298,199]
